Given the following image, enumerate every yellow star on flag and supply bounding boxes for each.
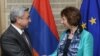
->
[89,17,96,25]
[81,22,86,29]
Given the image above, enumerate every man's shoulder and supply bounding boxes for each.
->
[0,26,16,40]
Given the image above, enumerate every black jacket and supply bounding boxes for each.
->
[0,25,32,56]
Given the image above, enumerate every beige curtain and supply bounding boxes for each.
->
[0,0,1,35]
[0,0,6,35]
[0,6,1,35]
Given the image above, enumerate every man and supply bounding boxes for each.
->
[0,6,32,56]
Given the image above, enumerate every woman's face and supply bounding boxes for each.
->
[61,16,71,29]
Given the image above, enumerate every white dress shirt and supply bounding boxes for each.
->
[11,24,23,35]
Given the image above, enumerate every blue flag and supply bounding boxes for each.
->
[80,0,100,56]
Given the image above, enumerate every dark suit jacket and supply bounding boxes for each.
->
[0,25,32,56]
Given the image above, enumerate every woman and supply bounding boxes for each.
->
[50,7,93,56]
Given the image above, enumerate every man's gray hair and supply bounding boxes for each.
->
[10,6,29,23]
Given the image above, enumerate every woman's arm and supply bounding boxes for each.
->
[83,33,93,56]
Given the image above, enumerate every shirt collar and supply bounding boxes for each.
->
[11,24,24,35]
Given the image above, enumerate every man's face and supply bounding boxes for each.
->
[18,11,31,29]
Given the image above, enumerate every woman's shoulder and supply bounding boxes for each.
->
[81,29,92,36]
[80,29,93,41]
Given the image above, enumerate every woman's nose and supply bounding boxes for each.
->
[61,20,63,24]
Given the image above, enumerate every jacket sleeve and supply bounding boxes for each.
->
[1,35,29,56]
[49,49,57,56]
[49,32,66,56]
[83,33,93,56]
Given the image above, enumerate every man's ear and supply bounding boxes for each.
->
[16,17,21,24]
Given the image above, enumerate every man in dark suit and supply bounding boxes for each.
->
[0,6,32,56]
